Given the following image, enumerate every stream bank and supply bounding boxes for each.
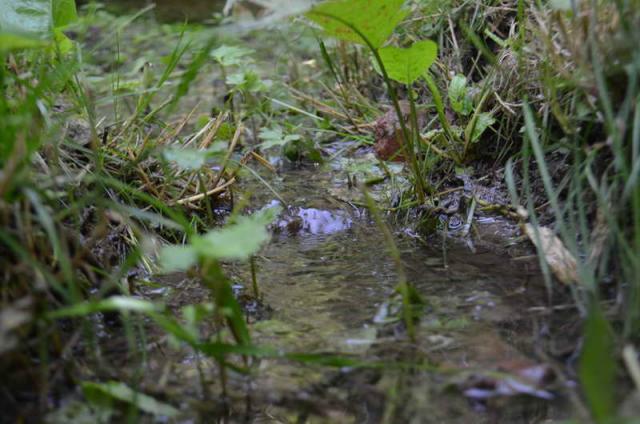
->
[5,0,639,422]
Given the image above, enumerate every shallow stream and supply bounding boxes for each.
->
[140,163,573,423]
[80,2,576,422]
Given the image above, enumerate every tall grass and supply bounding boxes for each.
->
[511,2,639,418]
[0,7,273,418]
[511,0,640,330]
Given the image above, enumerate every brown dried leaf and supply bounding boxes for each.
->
[524,224,578,284]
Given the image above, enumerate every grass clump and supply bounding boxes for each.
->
[0,3,282,419]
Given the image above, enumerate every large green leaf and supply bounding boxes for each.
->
[0,33,46,49]
[159,245,198,273]
[0,0,77,50]
[52,0,77,28]
[192,206,281,261]
[306,0,408,49]
[0,0,50,38]
[378,40,437,84]
[158,205,282,272]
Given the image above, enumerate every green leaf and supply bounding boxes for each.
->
[163,146,224,170]
[210,44,254,67]
[579,303,616,423]
[226,70,266,93]
[82,381,179,418]
[53,27,73,53]
[149,312,198,346]
[52,0,77,28]
[0,32,46,50]
[259,126,301,149]
[306,0,409,49]
[469,112,495,142]
[0,0,50,38]
[163,147,207,170]
[218,281,251,345]
[174,40,216,106]
[217,122,236,140]
[0,0,77,43]
[378,40,437,84]
[158,205,282,271]
[448,74,472,115]
[192,206,282,261]
[159,245,198,273]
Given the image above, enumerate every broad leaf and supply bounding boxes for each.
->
[469,112,495,142]
[82,381,179,418]
[259,126,301,149]
[163,148,206,170]
[378,40,437,84]
[226,70,267,93]
[0,0,77,49]
[163,145,225,170]
[0,0,50,38]
[448,74,473,115]
[306,0,409,49]
[0,32,46,50]
[159,245,198,273]
[192,206,281,261]
[52,0,77,28]
[210,44,254,67]
[158,205,282,272]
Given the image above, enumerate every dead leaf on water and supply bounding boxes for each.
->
[523,224,578,285]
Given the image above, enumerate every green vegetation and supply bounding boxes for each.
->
[1,0,640,422]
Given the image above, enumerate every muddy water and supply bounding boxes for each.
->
[144,164,573,423]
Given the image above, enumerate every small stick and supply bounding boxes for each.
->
[174,177,236,205]
[199,112,228,149]
[249,151,276,173]
[210,125,243,189]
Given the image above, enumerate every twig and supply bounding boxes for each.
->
[174,177,236,205]
[211,124,243,189]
